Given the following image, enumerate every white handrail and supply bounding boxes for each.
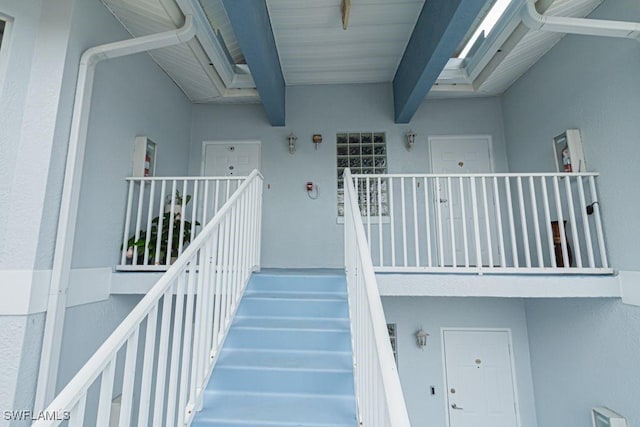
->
[351,172,611,275]
[344,168,411,427]
[34,170,263,427]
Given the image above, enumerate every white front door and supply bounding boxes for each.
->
[443,330,519,427]
[429,136,498,267]
[202,141,261,176]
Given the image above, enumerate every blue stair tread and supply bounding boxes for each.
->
[244,290,347,300]
[217,348,353,371]
[247,274,347,293]
[207,366,355,396]
[193,392,357,427]
[233,316,350,331]
[224,327,351,352]
[237,298,349,319]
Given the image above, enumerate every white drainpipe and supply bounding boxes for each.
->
[522,0,640,41]
[35,15,196,412]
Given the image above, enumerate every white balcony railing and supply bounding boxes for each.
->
[36,170,263,427]
[118,176,245,271]
[344,169,411,427]
[351,172,611,274]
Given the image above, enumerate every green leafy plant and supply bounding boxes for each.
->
[123,191,200,264]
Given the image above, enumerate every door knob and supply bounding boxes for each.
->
[451,403,464,410]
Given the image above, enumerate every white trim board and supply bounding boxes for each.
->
[0,268,111,315]
[376,272,621,297]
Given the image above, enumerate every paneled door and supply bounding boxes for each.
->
[443,329,519,427]
[429,136,499,267]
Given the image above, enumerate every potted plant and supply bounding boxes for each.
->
[123,190,200,265]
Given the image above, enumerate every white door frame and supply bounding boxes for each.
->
[440,327,522,427]
[200,140,262,176]
[428,135,496,267]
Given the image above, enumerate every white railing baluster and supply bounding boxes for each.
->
[68,396,86,427]
[481,177,494,268]
[459,177,469,267]
[96,360,116,427]
[377,177,383,267]
[165,180,178,267]
[389,178,396,267]
[541,177,557,268]
[143,181,156,266]
[528,177,544,267]
[505,177,519,268]
[153,288,174,426]
[412,177,420,266]
[155,181,167,266]
[493,177,507,267]
[447,177,457,267]
[552,176,570,268]
[424,177,432,268]
[165,275,186,427]
[436,177,445,267]
[577,176,595,268]
[137,306,158,427]
[178,268,196,425]
[121,180,135,265]
[589,175,608,268]
[400,178,408,267]
[118,328,139,427]
[470,177,482,269]
[133,180,146,263]
[366,177,371,251]
[177,180,188,259]
[517,176,531,268]
[564,176,583,268]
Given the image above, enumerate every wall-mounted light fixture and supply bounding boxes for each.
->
[406,130,416,151]
[287,133,297,154]
[312,134,323,150]
[416,328,429,349]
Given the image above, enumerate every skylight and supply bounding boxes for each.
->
[458,0,512,58]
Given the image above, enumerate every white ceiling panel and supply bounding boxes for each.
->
[477,0,602,94]
[266,0,425,85]
[102,0,224,102]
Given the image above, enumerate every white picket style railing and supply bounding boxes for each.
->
[344,168,411,427]
[35,170,263,427]
[118,176,245,271]
[351,172,611,274]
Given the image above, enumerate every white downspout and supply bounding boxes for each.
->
[34,15,196,412]
[522,0,640,41]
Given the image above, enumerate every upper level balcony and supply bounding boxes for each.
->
[349,171,612,274]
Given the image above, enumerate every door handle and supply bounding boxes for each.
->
[451,403,464,410]
[439,198,448,203]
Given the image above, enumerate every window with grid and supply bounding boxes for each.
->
[337,132,388,217]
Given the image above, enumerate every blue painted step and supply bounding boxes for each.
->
[192,271,358,427]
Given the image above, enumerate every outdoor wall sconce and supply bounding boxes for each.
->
[287,133,297,154]
[312,134,323,150]
[406,130,416,151]
[416,328,429,349]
